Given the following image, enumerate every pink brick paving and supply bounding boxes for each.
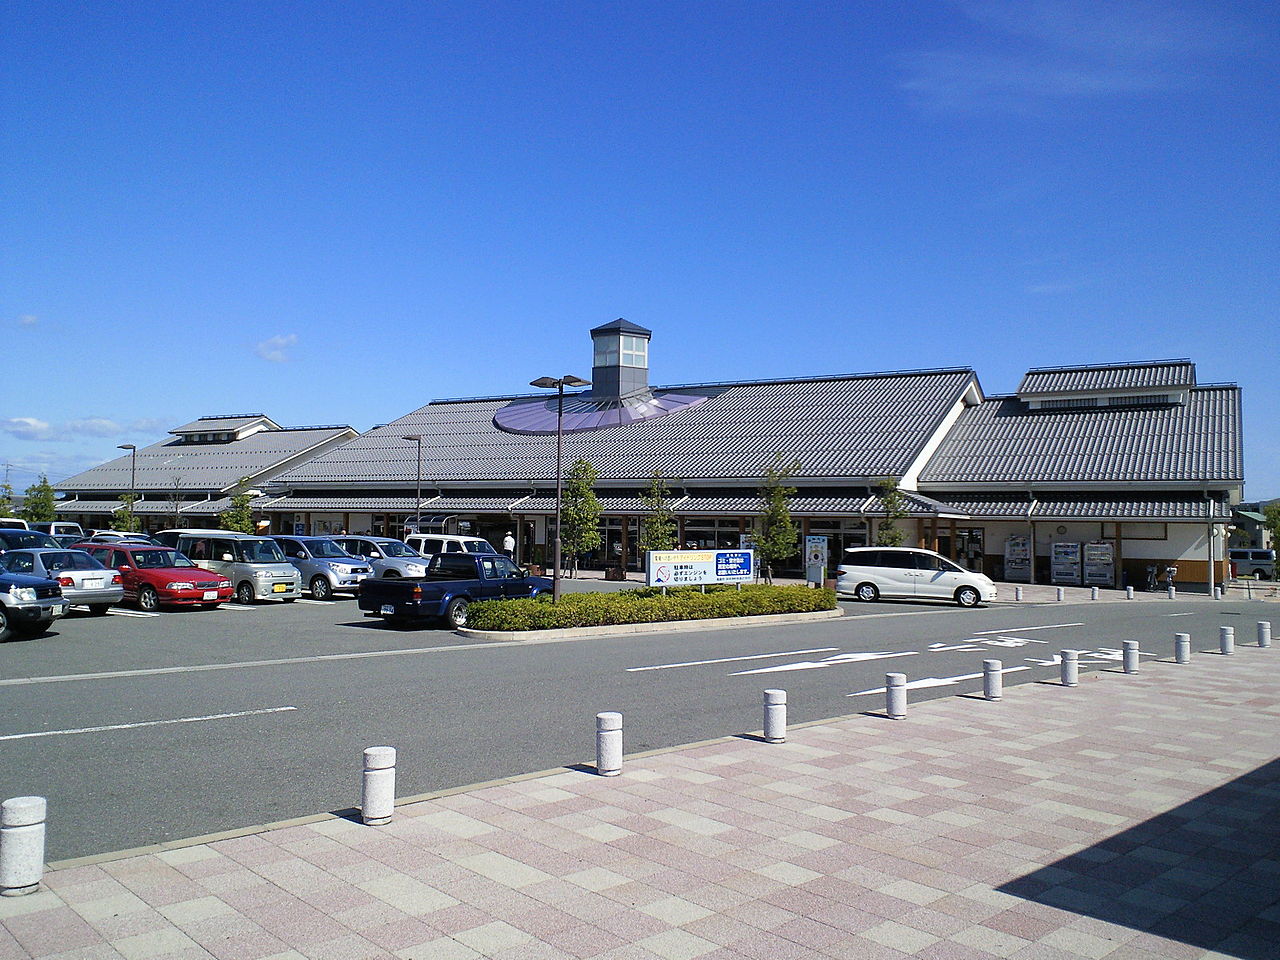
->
[2,646,1276,959]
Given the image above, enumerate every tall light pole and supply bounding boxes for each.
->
[117,444,137,531]
[402,435,424,537]
[530,374,590,602]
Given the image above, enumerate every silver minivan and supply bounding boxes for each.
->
[836,547,997,607]
[1230,548,1275,579]
[272,535,372,599]
[155,529,301,604]
[332,536,428,579]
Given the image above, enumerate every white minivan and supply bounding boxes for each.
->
[836,547,997,607]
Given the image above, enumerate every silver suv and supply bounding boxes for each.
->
[332,537,428,578]
[272,536,372,600]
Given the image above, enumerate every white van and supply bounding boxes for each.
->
[0,518,29,530]
[403,533,499,559]
[32,522,85,538]
[1230,548,1275,579]
[836,547,997,607]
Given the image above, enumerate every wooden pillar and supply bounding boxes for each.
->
[916,518,925,549]
[678,516,686,550]
[620,516,629,569]
[949,518,957,560]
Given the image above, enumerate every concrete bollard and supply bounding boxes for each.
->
[983,659,1003,701]
[0,797,47,896]
[1259,621,1272,648]
[1175,633,1191,663]
[595,712,623,776]
[1126,586,1134,600]
[1060,650,1079,687]
[1056,587,1065,602]
[1014,586,1023,602]
[885,673,907,720]
[361,747,396,826]
[763,689,786,743]
[1167,586,1176,600]
[1213,587,1222,601]
[1123,640,1140,674]
[1091,586,1099,601]
[1219,626,1234,656]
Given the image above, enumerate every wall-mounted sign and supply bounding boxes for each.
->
[646,549,755,587]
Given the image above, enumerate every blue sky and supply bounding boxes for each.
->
[4,1,1277,496]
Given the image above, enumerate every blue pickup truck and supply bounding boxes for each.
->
[357,553,552,628]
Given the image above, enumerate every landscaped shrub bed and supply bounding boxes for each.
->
[466,584,836,632]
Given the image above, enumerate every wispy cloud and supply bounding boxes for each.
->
[64,418,127,437]
[256,334,298,363]
[1,417,53,440]
[899,0,1250,113]
[1,416,174,443]
[17,314,38,327]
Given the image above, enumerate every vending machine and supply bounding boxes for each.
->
[1051,542,1083,585]
[1083,541,1115,586]
[1004,535,1032,582]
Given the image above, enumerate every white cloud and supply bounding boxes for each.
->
[256,334,298,363]
[17,314,38,327]
[0,417,53,440]
[64,418,127,438]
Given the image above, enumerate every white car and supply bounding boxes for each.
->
[835,547,996,607]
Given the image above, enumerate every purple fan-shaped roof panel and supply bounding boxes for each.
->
[493,390,708,435]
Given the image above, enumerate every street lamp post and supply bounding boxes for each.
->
[117,444,137,532]
[402,435,424,537]
[530,374,590,603]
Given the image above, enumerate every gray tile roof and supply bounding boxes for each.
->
[55,425,358,494]
[1017,360,1195,397]
[1031,495,1230,521]
[274,370,978,487]
[917,386,1241,485]
[169,414,277,434]
[260,497,421,513]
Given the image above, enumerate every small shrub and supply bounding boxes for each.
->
[466,584,836,631]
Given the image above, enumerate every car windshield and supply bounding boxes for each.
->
[380,541,419,557]
[242,539,286,562]
[465,541,498,554]
[307,539,351,559]
[0,531,57,549]
[42,551,103,572]
[132,550,195,569]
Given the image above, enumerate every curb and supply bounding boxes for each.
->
[455,606,843,642]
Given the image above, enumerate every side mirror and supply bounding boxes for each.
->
[118,565,132,571]
[369,550,382,558]
[219,553,234,562]
[519,568,530,578]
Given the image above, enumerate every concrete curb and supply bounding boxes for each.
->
[455,606,843,642]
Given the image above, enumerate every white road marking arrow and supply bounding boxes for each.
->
[731,650,919,676]
[846,666,1030,696]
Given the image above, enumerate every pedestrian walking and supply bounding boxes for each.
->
[502,531,515,558]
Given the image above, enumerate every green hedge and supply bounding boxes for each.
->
[466,584,836,632]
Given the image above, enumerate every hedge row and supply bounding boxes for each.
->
[466,584,837,632]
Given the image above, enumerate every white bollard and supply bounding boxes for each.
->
[1213,587,1222,601]
[1091,586,1099,601]
[0,797,46,896]
[983,659,1003,701]
[595,712,623,776]
[1060,650,1079,687]
[763,689,786,743]
[885,673,907,720]
[1056,587,1065,602]
[361,747,396,826]
[1259,621,1272,648]
[1126,586,1134,600]
[1175,633,1191,663]
[1219,626,1234,656]
[1014,586,1023,602]
[1167,586,1176,600]
[1123,640,1140,674]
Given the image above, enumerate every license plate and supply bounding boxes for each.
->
[202,590,218,600]
[83,578,103,588]
[380,604,395,616]
[54,603,68,616]
[273,582,288,593]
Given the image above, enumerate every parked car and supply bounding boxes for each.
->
[0,568,66,641]
[82,544,234,611]
[0,529,59,552]
[84,531,160,545]
[358,553,552,628]
[153,530,300,604]
[1229,548,1275,579]
[835,547,997,607]
[0,548,123,614]
[403,533,499,559]
[332,536,429,579]
[31,522,84,538]
[51,534,88,548]
[271,536,372,600]
[0,518,30,530]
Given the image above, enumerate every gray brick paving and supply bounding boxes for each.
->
[3,640,1277,959]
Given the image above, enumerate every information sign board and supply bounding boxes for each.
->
[805,535,828,585]
[646,549,755,587]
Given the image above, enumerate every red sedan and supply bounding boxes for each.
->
[81,544,233,611]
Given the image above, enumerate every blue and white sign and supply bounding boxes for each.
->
[647,549,756,587]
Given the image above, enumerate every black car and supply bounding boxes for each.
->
[0,569,67,641]
[0,528,59,553]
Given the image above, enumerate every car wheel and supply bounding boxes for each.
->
[138,586,160,612]
[445,597,469,628]
[1258,570,1271,580]
[382,570,400,578]
[955,586,981,608]
[310,576,332,601]
[855,582,879,602]
[235,582,256,605]
[88,604,113,616]
[0,607,10,643]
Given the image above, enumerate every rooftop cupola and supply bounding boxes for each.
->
[591,318,651,400]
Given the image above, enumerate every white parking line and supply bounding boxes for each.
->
[0,706,298,742]
[1167,612,1195,617]
[297,599,330,605]
[219,604,256,611]
[106,609,161,619]
[970,622,1083,634]
[626,648,840,672]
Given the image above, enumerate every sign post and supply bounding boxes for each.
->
[804,535,828,587]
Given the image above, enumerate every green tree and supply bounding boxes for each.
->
[875,476,910,547]
[639,473,677,557]
[757,456,800,583]
[1264,503,1280,577]
[218,478,258,534]
[0,477,15,517]
[560,458,602,577]
[19,475,56,523]
[111,493,141,532]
